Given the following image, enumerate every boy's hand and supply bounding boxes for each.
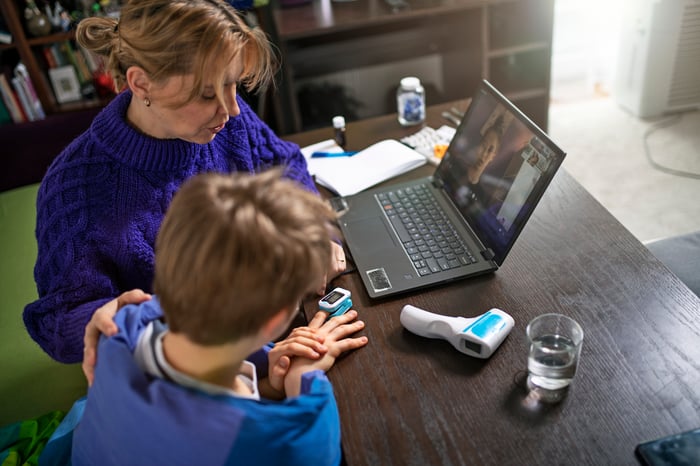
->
[266,325,328,395]
[284,310,368,397]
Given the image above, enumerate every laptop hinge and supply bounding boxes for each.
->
[329,196,349,214]
[481,248,496,261]
[431,176,444,189]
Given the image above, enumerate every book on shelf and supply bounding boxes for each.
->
[0,95,12,125]
[77,44,100,74]
[59,41,90,84]
[300,139,427,196]
[42,46,59,69]
[13,63,45,121]
[0,74,26,124]
[74,49,92,77]
[47,43,69,68]
[0,29,11,45]
[12,76,35,121]
[0,13,11,44]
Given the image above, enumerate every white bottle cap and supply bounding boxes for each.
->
[400,77,421,90]
[332,116,345,128]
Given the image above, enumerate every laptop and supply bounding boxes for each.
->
[334,80,566,298]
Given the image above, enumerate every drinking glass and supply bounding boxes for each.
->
[526,313,584,403]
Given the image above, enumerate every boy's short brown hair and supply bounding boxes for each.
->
[154,170,336,345]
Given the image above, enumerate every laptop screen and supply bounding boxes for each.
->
[435,81,566,265]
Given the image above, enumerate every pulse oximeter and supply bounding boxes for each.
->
[319,287,352,318]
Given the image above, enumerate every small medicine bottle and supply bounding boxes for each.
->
[397,77,425,126]
[332,116,347,149]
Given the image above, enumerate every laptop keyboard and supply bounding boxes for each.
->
[377,184,477,276]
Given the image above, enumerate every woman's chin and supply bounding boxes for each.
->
[186,133,218,144]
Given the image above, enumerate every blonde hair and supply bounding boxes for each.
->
[76,0,275,105]
[154,170,337,345]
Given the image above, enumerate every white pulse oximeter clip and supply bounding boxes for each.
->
[400,305,514,358]
[319,287,353,318]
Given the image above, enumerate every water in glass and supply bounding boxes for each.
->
[527,333,578,397]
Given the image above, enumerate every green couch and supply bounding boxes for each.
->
[0,184,86,427]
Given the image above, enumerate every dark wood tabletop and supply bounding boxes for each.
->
[286,102,700,466]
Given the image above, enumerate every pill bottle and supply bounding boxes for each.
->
[333,115,347,148]
[397,77,425,126]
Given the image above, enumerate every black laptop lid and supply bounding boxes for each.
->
[435,80,566,265]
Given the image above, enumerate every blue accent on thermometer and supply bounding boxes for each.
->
[463,311,506,339]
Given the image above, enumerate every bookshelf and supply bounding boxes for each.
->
[272,0,554,134]
[0,0,111,121]
[0,0,116,191]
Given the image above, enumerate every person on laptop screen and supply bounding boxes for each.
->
[442,100,557,254]
[70,170,368,465]
[464,114,507,185]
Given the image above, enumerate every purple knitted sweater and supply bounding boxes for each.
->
[24,90,317,363]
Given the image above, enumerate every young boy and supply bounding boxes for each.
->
[71,170,368,465]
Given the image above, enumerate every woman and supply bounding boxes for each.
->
[23,0,345,379]
[466,115,505,185]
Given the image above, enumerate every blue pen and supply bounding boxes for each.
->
[311,151,358,158]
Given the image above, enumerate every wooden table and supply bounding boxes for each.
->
[286,102,700,465]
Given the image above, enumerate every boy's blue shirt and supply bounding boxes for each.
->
[70,299,342,466]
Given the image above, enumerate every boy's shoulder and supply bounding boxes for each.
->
[110,297,164,351]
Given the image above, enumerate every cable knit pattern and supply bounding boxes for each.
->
[24,90,317,363]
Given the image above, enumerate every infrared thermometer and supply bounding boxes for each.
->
[400,305,514,358]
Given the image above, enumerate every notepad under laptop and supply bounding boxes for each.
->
[334,80,566,298]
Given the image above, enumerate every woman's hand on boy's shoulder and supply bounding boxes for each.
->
[82,289,152,386]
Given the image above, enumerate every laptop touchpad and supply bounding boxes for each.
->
[346,218,399,252]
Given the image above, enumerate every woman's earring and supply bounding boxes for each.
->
[144,97,151,107]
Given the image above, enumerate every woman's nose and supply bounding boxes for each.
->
[226,88,240,117]
[227,98,240,117]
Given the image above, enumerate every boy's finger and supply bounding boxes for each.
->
[331,336,369,355]
[272,340,326,359]
[323,311,360,333]
[286,327,324,342]
[340,319,366,336]
[281,336,328,354]
[323,309,358,327]
[309,311,328,328]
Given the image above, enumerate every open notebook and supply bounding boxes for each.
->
[301,139,426,197]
